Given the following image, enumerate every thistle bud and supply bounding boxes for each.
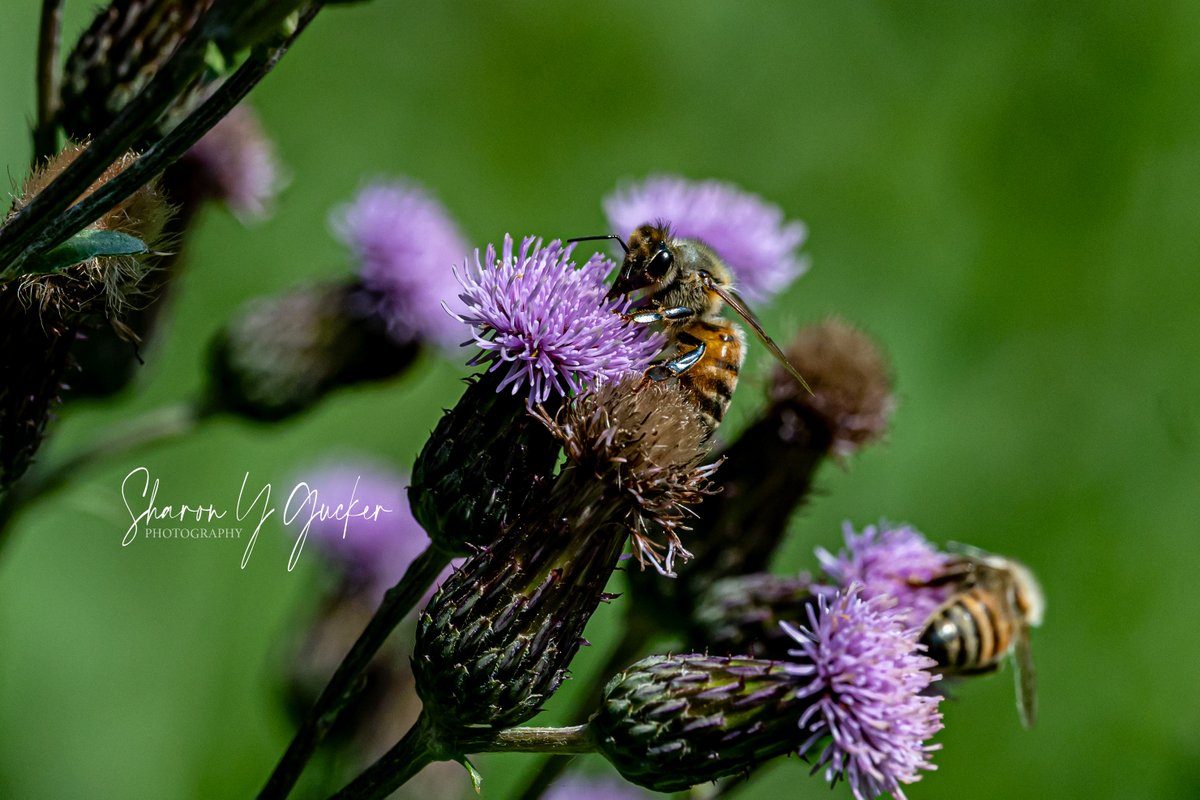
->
[58,0,215,144]
[691,572,817,659]
[628,318,894,632]
[413,381,714,731]
[408,372,561,554]
[1,146,170,487]
[590,589,943,798]
[205,281,417,421]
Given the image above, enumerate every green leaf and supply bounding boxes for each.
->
[24,229,150,275]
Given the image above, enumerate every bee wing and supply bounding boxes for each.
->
[705,280,813,395]
[1013,620,1038,729]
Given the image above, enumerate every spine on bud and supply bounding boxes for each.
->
[413,475,628,730]
[691,573,817,659]
[409,371,562,555]
[589,655,813,792]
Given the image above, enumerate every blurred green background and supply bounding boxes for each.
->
[1,2,1198,798]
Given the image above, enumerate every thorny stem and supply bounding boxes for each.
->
[330,713,594,800]
[0,3,217,268]
[259,544,452,800]
[0,401,210,561]
[513,604,659,800]
[0,3,323,275]
[33,0,65,162]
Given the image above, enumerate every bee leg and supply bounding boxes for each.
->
[624,306,697,325]
[644,341,706,381]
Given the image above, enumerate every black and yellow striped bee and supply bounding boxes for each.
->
[573,223,810,432]
[919,549,1045,728]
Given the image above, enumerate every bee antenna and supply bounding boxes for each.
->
[567,233,629,255]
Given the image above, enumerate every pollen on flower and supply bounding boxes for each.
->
[332,180,470,349]
[604,175,808,303]
[783,586,944,800]
[450,235,661,405]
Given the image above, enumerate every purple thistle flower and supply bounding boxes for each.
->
[816,522,954,626]
[288,460,443,602]
[182,102,281,220]
[450,235,662,405]
[604,175,808,303]
[783,587,943,800]
[332,180,471,349]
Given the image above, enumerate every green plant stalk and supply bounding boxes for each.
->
[258,544,453,800]
[0,2,323,275]
[33,0,65,162]
[329,712,594,800]
[513,604,659,800]
[0,401,209,560]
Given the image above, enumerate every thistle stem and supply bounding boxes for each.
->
[456,725,594,755]
[0,401,209,560]
[513,606,658,800]
[33,0,65,162]
[329,716,595,800]
[0,3,323,275]
[327,713,440,800]
[259,544,452,800]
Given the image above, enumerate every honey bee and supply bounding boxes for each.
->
[571,223,811,431]
[918,549,1045,728]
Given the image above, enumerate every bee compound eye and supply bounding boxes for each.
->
[648,248,673,277]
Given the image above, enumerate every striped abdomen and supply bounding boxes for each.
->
[674,318,746,431]
[920,587,1016,674]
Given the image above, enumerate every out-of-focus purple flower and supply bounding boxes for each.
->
[784,587,943,800]
[604,175,808,303]
[288,460,442,601]
[816,522,953,625]
[450,235,662,404]
[332,181,470,349]
[544,774,651,800]
[182,103,281,220]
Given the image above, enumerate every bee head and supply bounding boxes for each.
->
[606,223,676,300]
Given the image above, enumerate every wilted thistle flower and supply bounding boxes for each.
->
[413,380,714,731]
[333,181,469,349]
[590,587,943,797]
[604,175,807,303]
[772,318,895,461]
[815,522,953,626]
[206,282,418,421]
[0,145,170,487]
[784,588,944,800]
[451,235,661,405]
[627,319,894,634]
